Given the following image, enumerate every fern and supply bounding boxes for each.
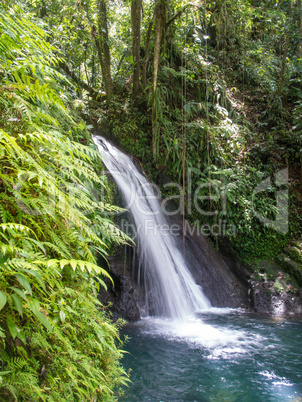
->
[0,7,129,401]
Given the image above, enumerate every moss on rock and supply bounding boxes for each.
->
[275,253,302,287]
[284,246,302,263]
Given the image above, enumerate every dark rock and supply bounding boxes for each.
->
[291,240,302,249]
[275,253,302,287]
[98,222,302,318]
[100,219,251,318]
[249,280,302,315]
[175,222,250,309]
[284,246,302,263]
[97,247,140,322]
[252,260,280,281]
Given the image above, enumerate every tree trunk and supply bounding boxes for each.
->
[58,60,105,101]
[142,20,153,91]
[277,0,294,94]
[40,0,47,19]
[152,0,165,159]
[277,37,290,94]
[91,54,95,86]
[298,0,302,57]
[131,0,142,101]
[93,0,113,100]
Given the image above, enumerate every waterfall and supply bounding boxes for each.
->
[94,136,211,321]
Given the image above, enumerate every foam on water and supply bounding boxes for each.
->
[259,371,294,386]
[137,312,265,358]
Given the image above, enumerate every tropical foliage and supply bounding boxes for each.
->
[0,8,129,401]
[7,0,300,263]
[1,0,302,397]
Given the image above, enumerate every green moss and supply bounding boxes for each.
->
[291,240,302,249]
[230,229,288,265]
[273,280,284,293]
[253,260,280,281]
[284,246,302,263]
[275,253,302,287]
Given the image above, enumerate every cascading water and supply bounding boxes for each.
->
[93,137,301,402]
[93,136,211,321]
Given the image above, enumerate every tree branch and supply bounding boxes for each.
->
[166,2,201,29]
[58,60,106,101]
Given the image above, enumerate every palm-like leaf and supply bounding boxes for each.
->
[0,7,129,401]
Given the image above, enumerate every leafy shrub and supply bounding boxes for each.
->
[0,8,129,400]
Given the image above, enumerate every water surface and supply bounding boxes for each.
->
[120,310,302,401]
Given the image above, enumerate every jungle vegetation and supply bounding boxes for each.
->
[0,6,130,401]
[0,0,302,399]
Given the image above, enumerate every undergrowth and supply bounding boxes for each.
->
[0,8,130,400]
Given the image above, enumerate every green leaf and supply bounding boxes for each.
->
[15,274,32,295]
[59,310,66,323]
[0,253,9,265]
[59,259,69,269]
[7,316,17,339]
[23,237,46,254]
[10,287,27,301]
[35,311,52,332]
[28,299,52,331]
[12,293,23,316]
[0,371,12,376]
[78,260,85,272]
[95,277,107,291]
[0,291,7,310]
[20,269,45,290]
[70,259,77,270]
[16,329,26,345]
[27,298,40,316]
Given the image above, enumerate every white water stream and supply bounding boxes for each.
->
[94,136,270,372]
[92,138,300,402]
[93,136,211,321]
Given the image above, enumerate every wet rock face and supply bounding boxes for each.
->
[98,228,302,319]
[249,280,302,315]
[98,233,251,321]
[176,228,250,309]
[99,244,302,319]
[275,239,302,287]
[97,250,140,322]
